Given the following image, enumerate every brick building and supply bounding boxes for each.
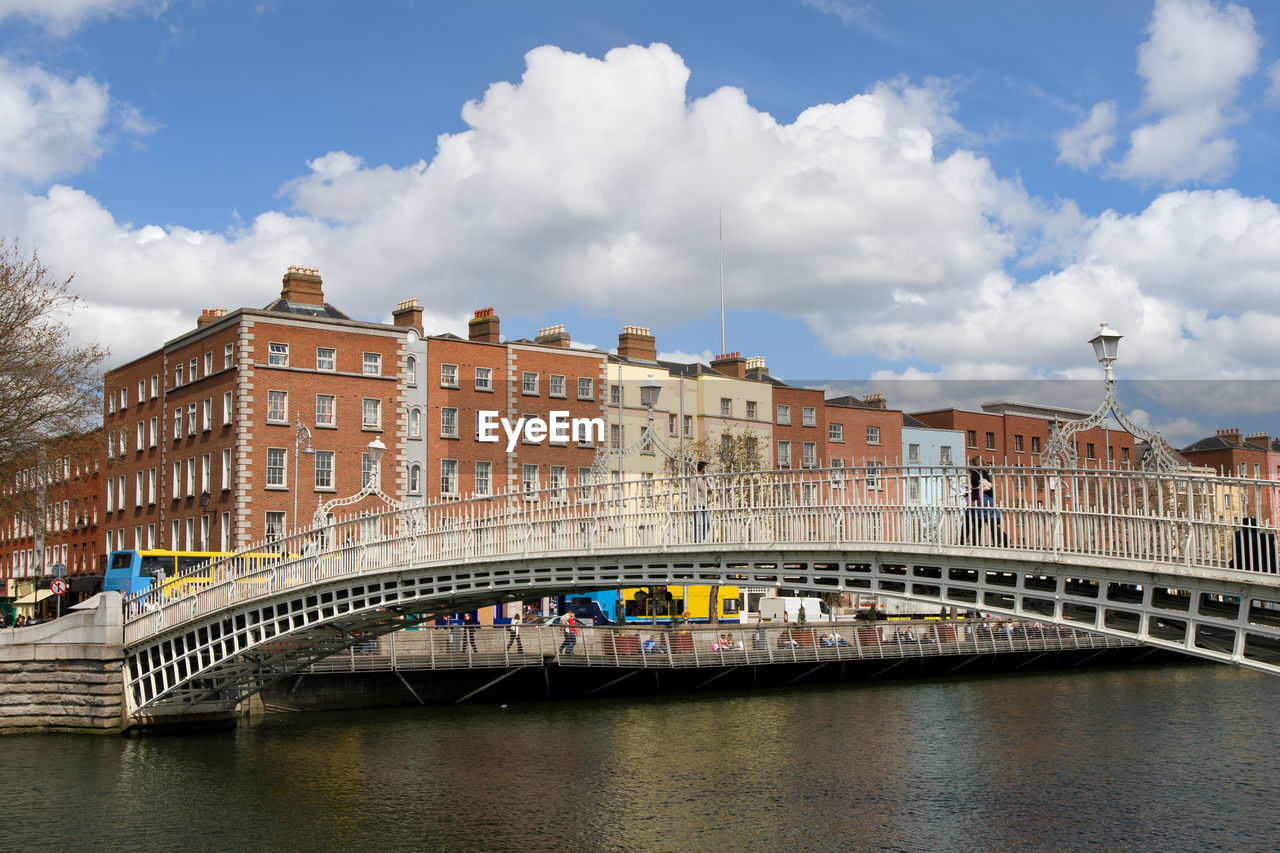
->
[100,267,414,552]
[1181,429,1279,521]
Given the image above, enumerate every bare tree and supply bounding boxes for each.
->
[0,240,107,523]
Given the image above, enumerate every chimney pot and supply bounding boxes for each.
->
[468,307,501,343]
[392,297,424,335]
[617,325,657,361]
[281,266,324,306]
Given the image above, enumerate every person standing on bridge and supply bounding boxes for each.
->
[462,612,479,653]
[692,460,711,543]
[1231,517,1278,573]
[506,610,524,654]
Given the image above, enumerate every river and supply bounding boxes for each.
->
[4,662,1278,851]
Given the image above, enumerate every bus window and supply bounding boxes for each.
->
[110,552,134,570]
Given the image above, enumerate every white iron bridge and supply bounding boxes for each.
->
[120,464,1280,720]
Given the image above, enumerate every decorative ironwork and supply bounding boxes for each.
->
[1040,323,1182,472]
[312,437,407,528]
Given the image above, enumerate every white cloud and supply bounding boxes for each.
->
[1,42,1276,381]
[1265,60,1280,104]
[1056,101,1117,170]
[0,59,111,182]
[1115,0,1261,184]
[0,0,161,34]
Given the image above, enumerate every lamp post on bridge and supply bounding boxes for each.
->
[1041,323,1180,473]
[293,413,317,534]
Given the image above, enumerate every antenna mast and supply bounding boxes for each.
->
[719,207,725,355]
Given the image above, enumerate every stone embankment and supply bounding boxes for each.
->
[0,593,126,733]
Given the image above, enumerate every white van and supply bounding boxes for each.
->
[757,596,833,623]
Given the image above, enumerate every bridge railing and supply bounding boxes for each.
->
[123,464,1279,632]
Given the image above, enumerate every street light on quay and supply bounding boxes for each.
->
[294,413,316,533]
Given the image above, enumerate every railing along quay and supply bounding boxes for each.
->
[304,619,1137,674]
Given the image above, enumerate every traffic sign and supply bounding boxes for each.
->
[50,579,68,595]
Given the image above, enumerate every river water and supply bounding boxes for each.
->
[4,663,1278,852]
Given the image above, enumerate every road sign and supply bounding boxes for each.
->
[50,579,68,595]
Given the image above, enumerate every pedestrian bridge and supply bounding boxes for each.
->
[120,465,1280,720]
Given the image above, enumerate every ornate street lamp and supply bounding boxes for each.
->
[1041,322,1179,471]
[199,490,212,550]
[293,413,316,533]
[312,436,404,534]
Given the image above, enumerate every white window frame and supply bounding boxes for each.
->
[720,397,731,417]
[474,461,492,497]
[362,398,382,430]
[267,390,288,424]
[316,394,336,427]
[549,374,566,398]
[440,459,458,496]
[441,407,458,438]
[362,352,382,376]
[440,363,459,387]
[222,448,232,490]
[266,448,287,488]
[316,347,336,371]
[866,426,881,445]
[577,377,593,400]
[778,440,792,468]
[224,343,234,369]
[314,450,334,490]
[202,398,212,432]
[522,371,539,395]
[777,405,791,425]
[268,342,289,366]
[223,391,234,426]
[474,367,492,391]
[802,407,816,427]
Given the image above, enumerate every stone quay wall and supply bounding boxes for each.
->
[0,593,126,733]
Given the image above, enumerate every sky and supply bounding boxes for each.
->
[0,0,1277,445]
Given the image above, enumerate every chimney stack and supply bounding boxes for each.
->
[392,298,424,335]
[469,307,500,343]
[1243,432,1270,449]
[617,325,656,361]
[535,324,571,348]
[744,356,767,379]
[281,266,324,306]
[1217,428,1243,444]
[863,392,887,409]
[710,352,746,379]
[197,308,227,328]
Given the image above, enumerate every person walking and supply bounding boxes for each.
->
[691,460,711,543]
[558,612,578,655]
[505,611,524,653]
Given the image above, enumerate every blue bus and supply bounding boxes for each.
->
[103,549,228,596]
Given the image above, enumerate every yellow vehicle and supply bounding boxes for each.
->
[620,585,742,623]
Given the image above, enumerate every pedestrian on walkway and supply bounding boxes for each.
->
[462,612,479,653]
[506,611,524,653]
[558,612,578,655]
[691,460,711,542]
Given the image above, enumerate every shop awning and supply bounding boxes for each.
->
[12,589,53,606]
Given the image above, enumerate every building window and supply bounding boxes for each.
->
[909,478,921,503]
[441,363,458,387]
[315,451,334,490]
[186,403,196,435]
[802,407,816,427]
[222,449,232,490]
[908,443,920,462]
[189,358,197,382]
[522,371,538,395]
[866,426,881,445]
[475,367,492,391]
[150,374,159,398]
[830,423,844,443]
[405,356,417,385]
[363,352,382,376]
[203,352,212,376]
[136,422,144,451]
[171,462,180,499]
[362,398,382,430]
[549,374,565,398]
[148,468,157,504]
[577,377,593,400]
[224,343,234,369]
[966,430,977,448]
[266,448,286,487]
[1121,446,1129,463]
[475,461,492,497]
[777,405,791,425]
[408,407,422,438]
[267,390,288,423]
[135,472,143,507]
[802,442,817,468]
[778,441,791,467]
[669,413,678,436]
[1013,435,1024,453]
[201,454,211,492]
[867,461,883,490]
[720,398,731,417]
[138,379,145,402]
[202,398,212,431]
[316,394,335,427]
[185,517,194,550]
[549,466,567,501]
[265,512,285,541]
[985,432,996,450]
[610,424,621,450]
[1086,442,1096,459]
[361,453,373,488]
[316,347,336,371]
[577,467,593,499]
[1031,436,1041,454]
[175,364,184,386]
[610,384,620,406]
[441,407,458,437]
[185,457,195,496]
[222,391,233,426]
[522,464,539,496]
[746,401,757,419]
[408,464,422,495]
[683,415,693,438]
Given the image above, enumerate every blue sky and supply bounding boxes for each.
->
[1,0,1277,443]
